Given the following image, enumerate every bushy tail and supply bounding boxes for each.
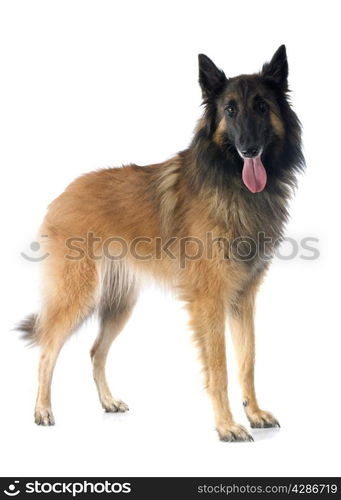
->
[16,314,39,345]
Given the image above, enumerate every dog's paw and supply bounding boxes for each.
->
[217,422,254,442]
[102,397,129,413]
[247,409,280,429]
[34,407,55,426]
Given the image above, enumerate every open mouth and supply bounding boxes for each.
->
[237,148,267,193]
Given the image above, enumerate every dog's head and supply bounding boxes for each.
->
[197,46,302,193]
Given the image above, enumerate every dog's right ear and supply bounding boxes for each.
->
[198,54,227,100]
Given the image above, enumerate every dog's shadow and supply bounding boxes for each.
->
[102,411,131,423]
[251,427,281,441]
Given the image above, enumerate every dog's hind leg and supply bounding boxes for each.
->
[91,279,138,413]
[230,277,280,429]
[35,319,73,426]
[34,259,97,426]
[35,300,93,425]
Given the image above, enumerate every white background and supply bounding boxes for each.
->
[0,0,340,478]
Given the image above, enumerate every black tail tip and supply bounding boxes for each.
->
[15,314,38,344]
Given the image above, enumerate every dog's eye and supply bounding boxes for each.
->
[225,104,236,117]
[256,99,268,114]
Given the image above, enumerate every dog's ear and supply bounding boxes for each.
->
[262,45,288,91]
[198,54,227,99]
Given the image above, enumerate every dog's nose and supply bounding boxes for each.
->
[241,147,259,158]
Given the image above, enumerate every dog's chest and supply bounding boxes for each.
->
[221,189,288,264]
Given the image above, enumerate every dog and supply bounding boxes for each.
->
[18,45,304,441]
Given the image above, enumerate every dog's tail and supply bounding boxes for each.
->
[16,314,39,345]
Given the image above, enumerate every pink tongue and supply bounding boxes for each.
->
[242,156,267,193]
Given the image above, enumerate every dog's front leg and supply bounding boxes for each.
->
[188,294,253,442]
[230,278,280,429]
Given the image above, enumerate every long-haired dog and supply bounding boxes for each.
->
[18,45,304,441]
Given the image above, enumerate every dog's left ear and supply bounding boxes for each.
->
[198,54,227,99]
[262,45,288,91]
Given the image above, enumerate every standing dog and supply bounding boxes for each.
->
[18,45,304,441]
